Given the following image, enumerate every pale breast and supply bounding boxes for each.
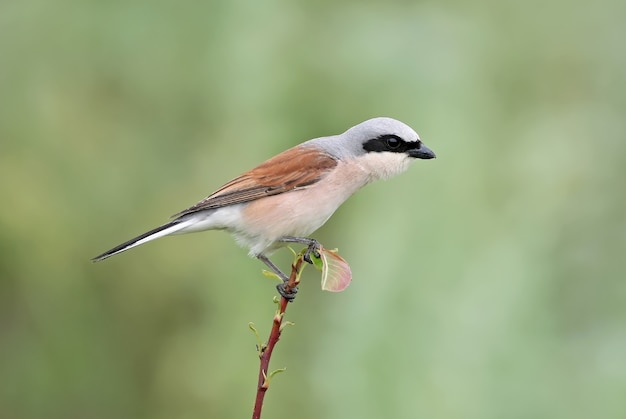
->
[236,161,370,255]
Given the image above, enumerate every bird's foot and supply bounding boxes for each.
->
[279,236,321,265]
[276,281,298,302]
[303,241,321,265]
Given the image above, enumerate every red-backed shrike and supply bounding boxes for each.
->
[93,117,435,294]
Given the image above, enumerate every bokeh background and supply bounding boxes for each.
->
[2,0,625,418]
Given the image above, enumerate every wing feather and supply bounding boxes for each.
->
[173,145,337,217]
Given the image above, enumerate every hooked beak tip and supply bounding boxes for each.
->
[409,145,436,159]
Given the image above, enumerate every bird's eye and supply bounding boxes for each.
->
[386,137,401,149]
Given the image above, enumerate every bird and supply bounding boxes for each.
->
[92,117,435,297]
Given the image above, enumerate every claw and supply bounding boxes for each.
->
[303,241,321,265]
[276,282,298,302]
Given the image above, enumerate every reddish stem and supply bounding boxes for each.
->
[252,257,304,419]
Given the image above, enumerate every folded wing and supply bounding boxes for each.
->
[173,145,338,217]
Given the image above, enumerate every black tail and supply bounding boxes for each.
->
[92,220,181,262]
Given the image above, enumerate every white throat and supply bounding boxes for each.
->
[355,152,415,182]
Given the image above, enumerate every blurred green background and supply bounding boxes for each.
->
[2,0,626,418]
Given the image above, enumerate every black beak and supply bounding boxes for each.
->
[408,144,436,159]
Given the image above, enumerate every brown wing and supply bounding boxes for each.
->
[173,145,338,217]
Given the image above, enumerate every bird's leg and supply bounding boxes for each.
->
[278,236,321,264]
[257,254,297,301]
[257,254,289,281]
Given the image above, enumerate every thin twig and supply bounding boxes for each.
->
[252,256,305,419]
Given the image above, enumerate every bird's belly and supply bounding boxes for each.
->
[233,182,358,255]
[240,189,342,240]
[236,163,370,255]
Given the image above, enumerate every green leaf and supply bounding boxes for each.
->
[262,269,281,281]
[311,250,324,271]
